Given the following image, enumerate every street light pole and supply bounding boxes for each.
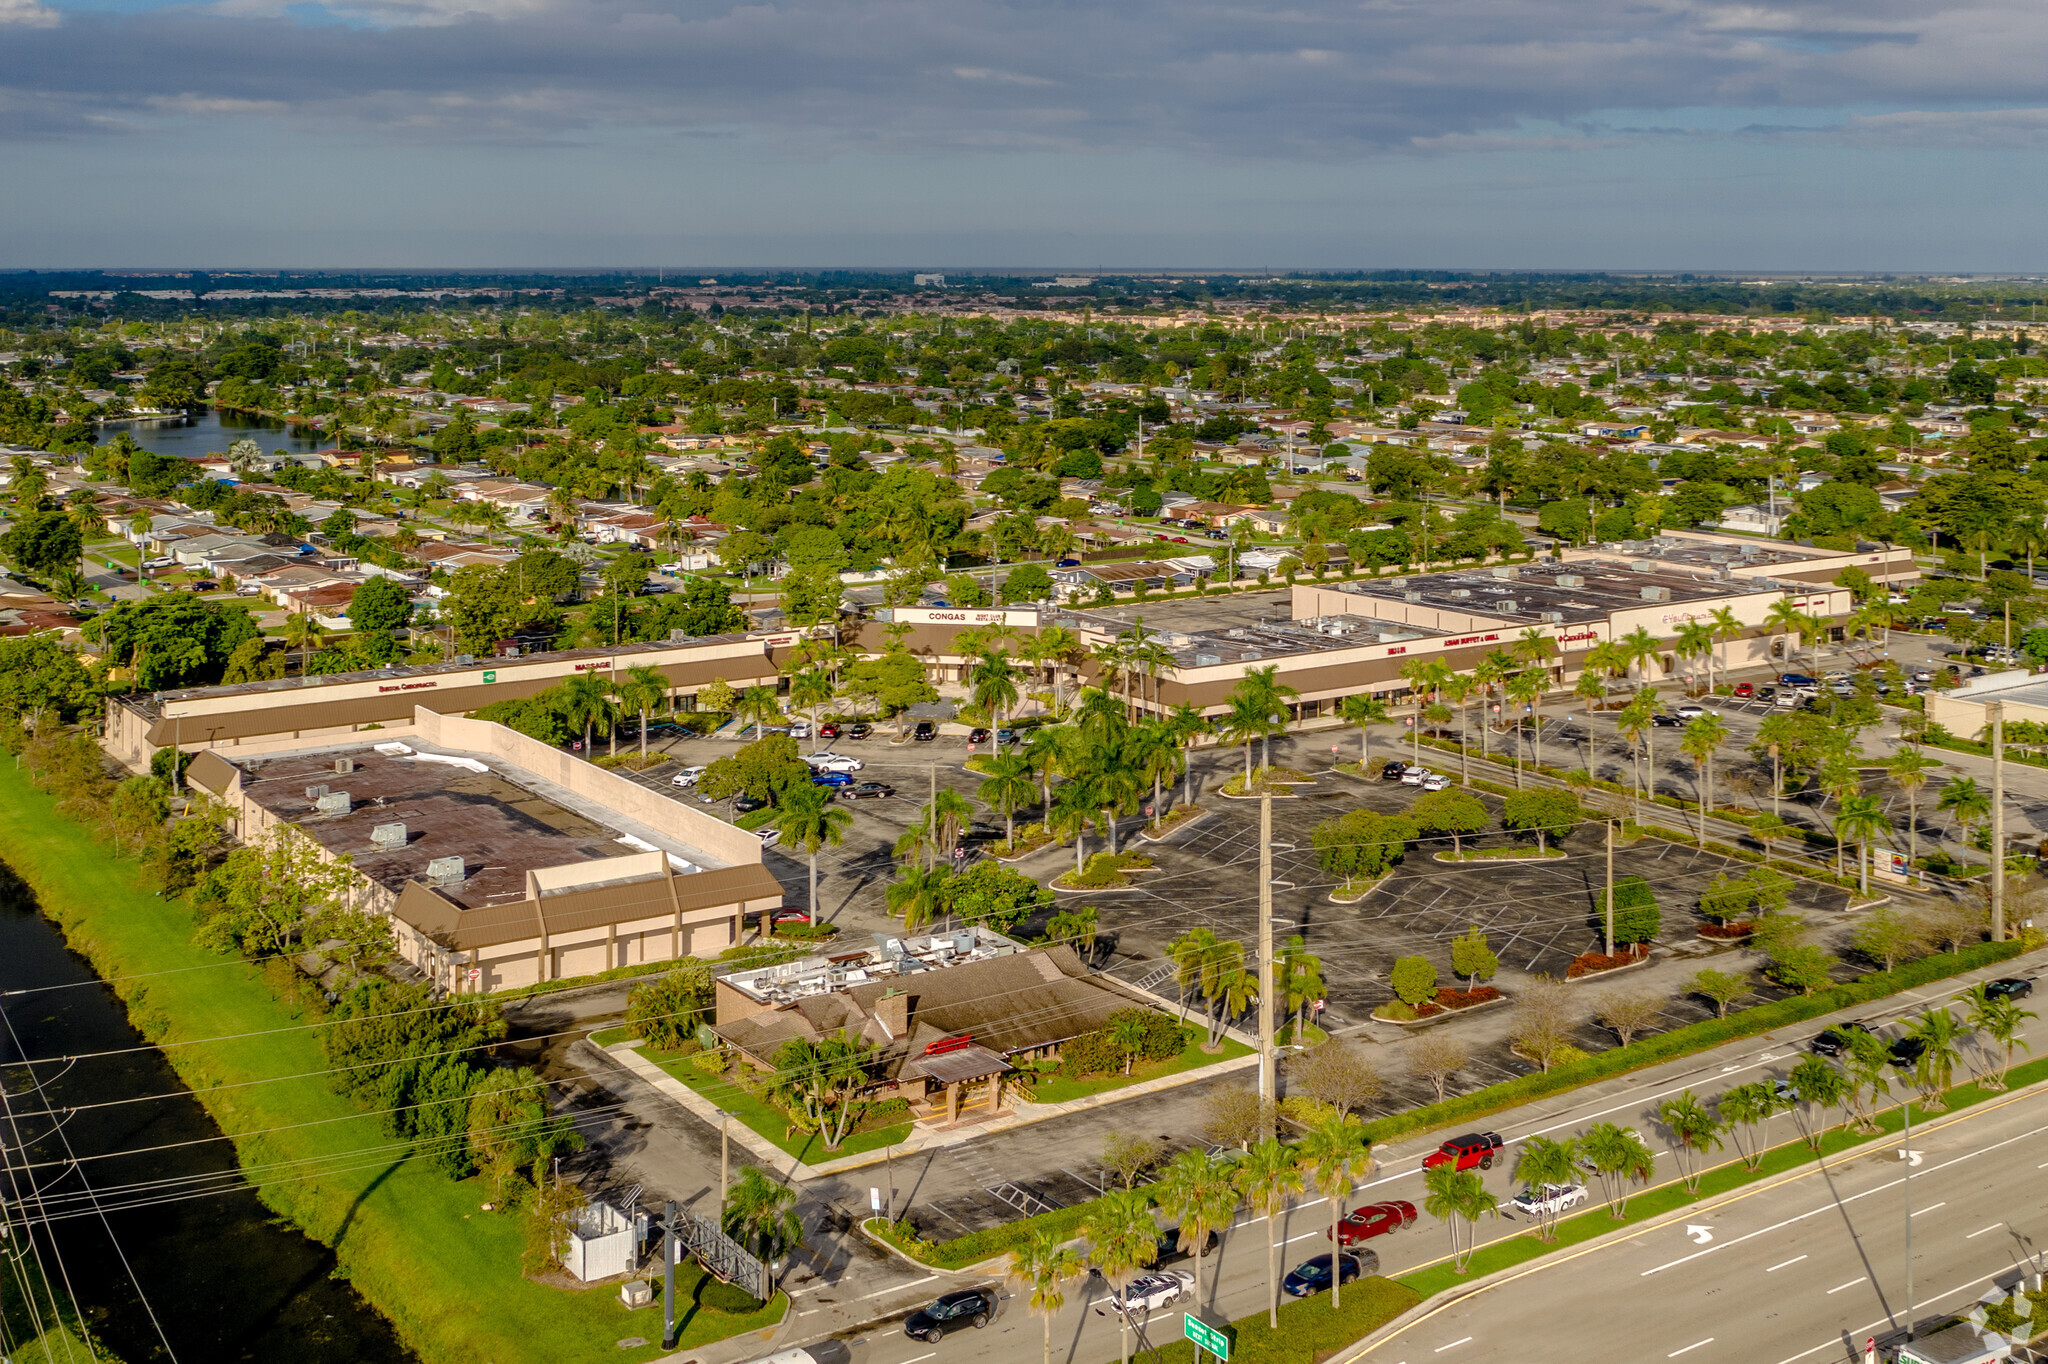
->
[1990,701,2006,942]
[1257,784,1275,1131]
[718,1109,735,1210]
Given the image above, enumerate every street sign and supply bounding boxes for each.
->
[1183,1311,1232,1360]
[467,968,480,982]
[483,670,497,683]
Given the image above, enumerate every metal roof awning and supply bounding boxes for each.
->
[901,1043,1010,1085]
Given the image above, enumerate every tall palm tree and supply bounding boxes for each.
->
[916,788,974,862]
[885,863,952,931]
[1219,690,1274,783]
[1580,639,1627,709]
[1441,675,1475,782]
[1049,776,1099,875]
[284,610,327,677]
[1707,604,1743,680]
[1234,1137,1304,1328]
[1081,1188,1160,1364]
[722,1167,802,1273]
[1674,621,1714,695]
[773,785,852,926]
[1936,775,1991,849]
[1471,648,1515,760]
[737,683,781,739]
[1509,1136,1580,1241]
[1298,1116,1373,1310]
[1956,984,2035,1089]
[1152,1148,1238,1309]
[966,648,1021,754]
[1618,625,1662,684]
[1237,664,1299,768]
[1422,1164,1495,1272]
[1023,725,1069,819]
[562,673,616,757]
[789,666,833,752]
[975,754,1037,846]
[1655,1090,1725,1194]
[1886,747,1940,870]
[1614,693,1653,818]
[1164,703,1211,807]
[1906,1006,1967,1109]
[1679,714,1730,846]
[618,664,670,762]
[1008,1228,1084,1364]
[1339,693,1392,771]
[1833,793,1890,895]
[1504,669,1543,786]
[1764,595,1806,669]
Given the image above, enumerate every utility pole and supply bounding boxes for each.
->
[1257,785,1275,1132]
[1605,818,1616,957]
[1990,701,2006,942]
[662,1199,679,1350]
[717,1110,734,1209]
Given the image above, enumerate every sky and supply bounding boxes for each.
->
[5,0,2048,271]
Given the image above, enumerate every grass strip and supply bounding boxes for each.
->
[1026,1032,1254,1104]
[0,761,784,1364]
[642,1047,914,1162]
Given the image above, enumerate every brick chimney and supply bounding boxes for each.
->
[875,988,910,1040]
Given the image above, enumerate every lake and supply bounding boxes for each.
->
[102,408,327,461]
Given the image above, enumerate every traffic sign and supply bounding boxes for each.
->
[1183,1311,1232,1360]
[467,968,481,982]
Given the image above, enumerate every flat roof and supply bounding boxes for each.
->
[1334,557,1780,624]
[228,739,727,910]
[1049,595,1433,667]
[1604,535,1832,571]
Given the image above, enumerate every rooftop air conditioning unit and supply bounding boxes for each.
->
[1386,577,1409,588]
[1491,565,1518,579]
[315,791,351,814]
[669,629,692,642]
[1498,599,1519,613]
[456,654,475,666]
[1640,586,1671,602]
[1404,591,1423,602]
[1194,651,1223,666]
[1449,588,1471,598]
[1631,560,1659,573]
[1555,574,1584,588]
[1541,611,1565,623]
[1241,649,1263,660]
[370,822,407,850]
[305,784,330,802]
[335,757,355,775]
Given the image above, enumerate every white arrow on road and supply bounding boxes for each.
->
[1685,1225,1714,1245]
[1900,1149,1924,1167]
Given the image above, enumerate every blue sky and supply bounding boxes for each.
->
[4,0,2046,270]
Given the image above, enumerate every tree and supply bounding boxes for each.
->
[1766,943,1838,996]
[1410,788,1489,855]
[700,734,813,804]
[1685,967,1748,1018]
[1008,1227,1085,1364]
[1449,926,1499,991]
[1716,1081,1791,1171]
[1312,808,1415,887]
[1851,904,1922,972]
[1578,1121,1655,1218]
[1907,1006,1968,1108]
[1286,1039,1382,1118]
[1833,793,1891,895]
[1298,1116,1373,1310]
[1509,1136,1580,1241]
[1787,1054,1849,1146]
[1838,1029,1893,1133]
[521,1169,587,1275]
[1593,988,1660,1048]
[772,785,852,926]
[560,673,615,755]
[841,649,939,738]
[1887,746,1940,870]
[771,1031,876,1149]
[1421,1164,1495,1272]
[618,664,672,763]
[965,649,1021,754]
[1081,1188,1159,1364]
[1389,955,1437,1008]
[1957,983,2035,1089]
[0,509,81,581]
[1937,775,1991,845]
[1339,693,1393,770]
[467,1069,582,1203]
[1655,1089,1724,1194]
[885,863,952,932]
[345,575,414,638]
[1235,1137,1305,1327]
[722,1166,802,1269]
[976,753,1037,847]
[1405,1031,1469,1103]
[1501,788,1579,854]
[1507,975,1577,1072]
[1101,1130,1165,1187]
[1002,562,1053,604]
[1152,1149,1237,1311]
[625,960,715,1049]
[1200,1084,1270,1151]
[1679,714,1729,846]
[1600,875,1661,948]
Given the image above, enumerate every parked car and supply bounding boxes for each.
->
[1331,1200,1418,1245]
[1780,673,1818,687]
[656,561,685,574]
[193,579,220,591]
[810,771,853,787]
[1399,767,1436,786]
[1510,1183,1588,1218]
[913,721,937,741]
[771,909,811,926]
[1651,713,1684,728]
[844,781,895,800]
[1773,692,1800,708]
[996,728,1017,746]
[757,828,781,849]
[818,722,842,739]
[1093,1270,1194,1317]
[1822,670,1851,683]
[1733,682,1754,698]
[1674,703,1715,720]
[733,794,769,814]
[1155,1226,1219,1260]
[1810,1022,1872,1057]
[967,728,991,745]
[787,720,810,739]
[1419,773,1451,791]
[847,723,873,740]
[1381,760,1410,781]
[903,1289,997,1343]
[1422,1132,1502,1172]
[671,765,708,788]
[1282,1250,1375,1298]
[1984,977,2036,1001]
[807,753,864,773]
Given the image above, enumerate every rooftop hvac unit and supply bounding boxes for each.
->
[1386,577,1409,588]
[335,757,355,775]
[952,930,974,954]
[1404,591,1423,602]
[1194,651,1223,666]
[669,628,692,642]
[1241,649,1263,660]
[1541,611,1566,623]
[315,791,351,814]
[1640,585,1671,602]
[304,784,330,802]
[1555,574,1584,588]
[370,822,407,850]
[1449,588,1471,598]
[1630,560,1659,573]
[1498,599,1519,613]
[1490,565,1519,579]
[426,855,465,884]
[456,654,475,666]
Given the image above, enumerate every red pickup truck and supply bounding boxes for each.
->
[1421,1132,1503,1172]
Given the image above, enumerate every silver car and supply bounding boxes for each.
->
[1094,1270,1194,1318]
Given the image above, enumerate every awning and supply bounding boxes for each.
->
[901,1043,1011,1085]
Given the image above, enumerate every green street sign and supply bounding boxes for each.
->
[1183,1312,1231,1360]
[482,670,496,683]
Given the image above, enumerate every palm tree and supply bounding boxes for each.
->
[1509,1136,1580,1241]
[1008,1228,1084,1364]
[1471,648,1514,761]
[1164,703,1211,807]
[1679,714,1729,846]
[1581,640,1627,709]
[1907,1006,1968,1109]
[284,611,326,677]
[722,1167,802,1273]
[1936,775,1991,849]
[1716,1081,1791,1171]
[885,863,952,931]
[618,664,670,762]
[1127,718,1183,827]
[1886,747,1940,871]
[1441,675,1476,782]
[1956,983,2035,1089]
[1219,690,1274,783]
[1152,1148,1238,1309]
[737,683,781,739]
[1707,604,1743,680]
[1049,777,1099,876]
[1615,693,1655,818]
[1675,621,1714,695]
[1655,1089,1724,1194]
[773,785,852,926]
[1504,669,1542,786]
[966,648,1021,755]
[1081,1188,1160,1364]
[1234,1137,1304,1328]
[1787,1054,1849,1147]
[976,754,1037,846]
[1618,625,1662,684]
[1833,794,1890,895]
[1578,1121,1655,1218]
[1037,624,1084,715]
[1238,664,1299,768]
[917,788,974,862]
[1764,595,1806,668]
[1023,725,1070,819]
[1339,693,1392,772]
[1421,1164,1495,1272]
[789,666,833,752]
[562,673,615,756]
[1298,1116,1373,1309]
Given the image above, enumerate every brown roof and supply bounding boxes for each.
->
[395,861,783,951]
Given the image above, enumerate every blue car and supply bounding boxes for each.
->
[1282,1250,1374,1297]
[811,771,853,787]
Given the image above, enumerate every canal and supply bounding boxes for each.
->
[0,869,413,1364]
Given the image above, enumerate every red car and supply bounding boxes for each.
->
[1733,682,1754,699]
[1329,1201,1417,1246]
[819,722,842,739]
[1421,1132,1502,1172]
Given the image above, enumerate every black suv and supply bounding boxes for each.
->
[904,1288,997,1343]
[913,721,937,741]
[1984,977,2035,1001]
[1810,1022,1872,1057]
[1888,1036,1927,1068]
[1381,760,1409,781]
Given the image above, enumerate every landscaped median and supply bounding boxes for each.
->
[0,762,785,1364]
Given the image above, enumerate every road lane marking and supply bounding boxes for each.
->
[1826,1277,1867,1294]
[1911,1202,1946,1216]
[1967,1223,2002,1238]
[1764,1255,1807,1272]
[1669,1341,1714,1358]
[1772,1263,2025,1364]
[861,1275,937,1299]
[1432,1339,1471,1353]
[898,1354,936,1364]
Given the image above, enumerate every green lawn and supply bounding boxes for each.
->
[1027,1027,1252,1104]
[642,1046,914,1163]
[0,762,785,1364]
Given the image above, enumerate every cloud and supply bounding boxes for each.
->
[3,0,2048,156]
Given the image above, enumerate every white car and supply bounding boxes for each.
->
[1673,703,1716,720]
[1510,1183,1588,1217]
[1399,767,1433,785]
[1773,691,1800,707]
[1419,773,1452,791]
[757,828,781,848]
[803,752,864,773]
[1094,1270,1194,1317]
[671,766,708,788]
[657,561,685,574]
[787,720,810,739]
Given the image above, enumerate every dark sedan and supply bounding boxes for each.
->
[847,723,873,740]
[967,728,991,745]
[1381,760,1410,780]
[844,781,895,800]
[1888,1035,1927,1068]
[903,1288,997,1343]
[1282,1250,1376,1297]
[1984,977,2036,1001]
[733,794,769,814]
[1810,1022,1872,1057]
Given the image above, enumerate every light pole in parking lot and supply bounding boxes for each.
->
[1990,701,2006,942]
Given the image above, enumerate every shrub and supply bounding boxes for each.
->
[1059,1010,1185,1077]
[627,960,715,1050]
[1597,875,1661,945]
[695,1277,766,1314]
[1390,954,1438,1006]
